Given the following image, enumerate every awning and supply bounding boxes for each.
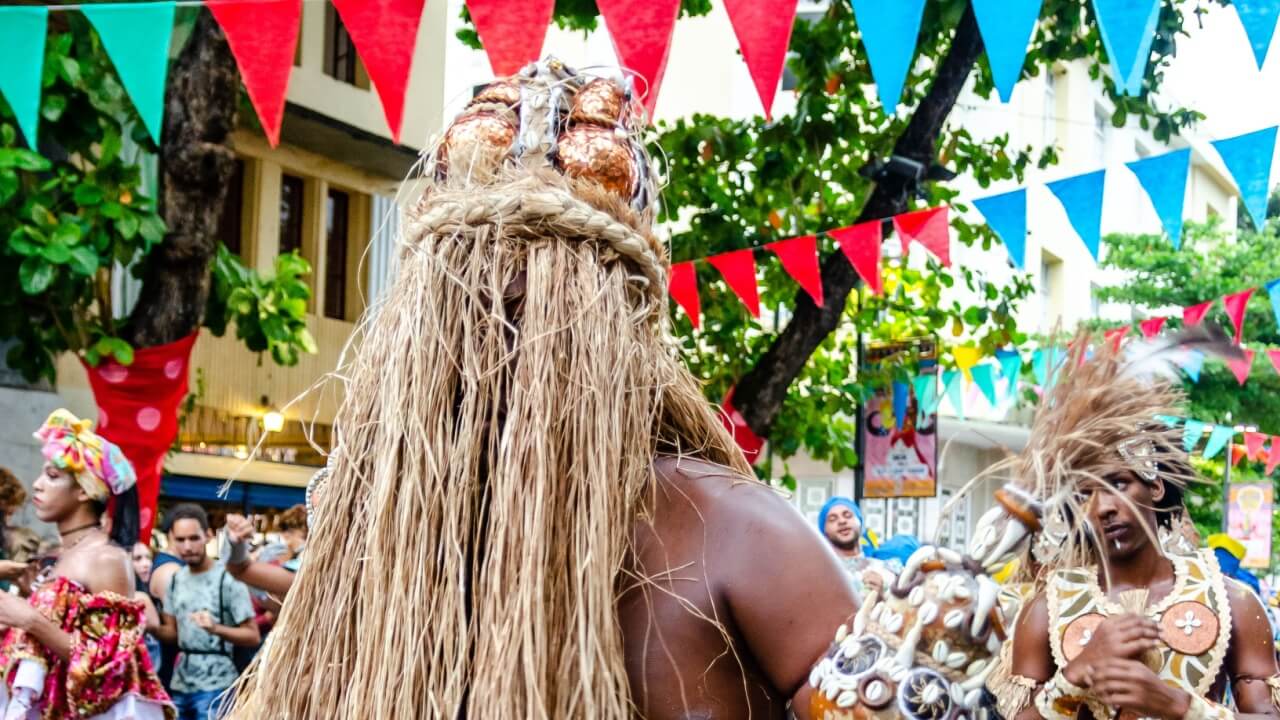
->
[160,473,304,509]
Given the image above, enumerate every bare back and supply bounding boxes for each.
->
[619,456,859,719]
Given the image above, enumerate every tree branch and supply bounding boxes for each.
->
[731,2,984,436]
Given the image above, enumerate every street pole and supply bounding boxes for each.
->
[1222,439,1231,533]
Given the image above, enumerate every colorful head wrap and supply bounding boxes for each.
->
[34,409,136,502]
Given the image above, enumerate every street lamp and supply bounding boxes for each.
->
[263,410,285,434]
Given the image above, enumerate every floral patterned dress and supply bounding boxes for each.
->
[0,576,174,719]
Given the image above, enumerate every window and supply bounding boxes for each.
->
[279,174,305,256]
[324,5,370,88]
[324,189,350,319]
[1040,251,1063,329]
[217,159,245,257]
[1043,71,1057,146]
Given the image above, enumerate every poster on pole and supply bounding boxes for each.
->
[862,338,938,499]
[1226,483,1273,569]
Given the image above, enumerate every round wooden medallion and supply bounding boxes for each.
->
[1061,613,1106,661]
[1159,600,1219,656]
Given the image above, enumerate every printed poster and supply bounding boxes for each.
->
[862,338,938,499]
[1227,483,1273,569]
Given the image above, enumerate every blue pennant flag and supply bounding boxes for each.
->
[913,373,939,418]
[1032,349,1047,386]
[1267,279,1280,328]
[1047,170,1107,259]
[0,7,48,148]
[1126,148,1191,249]
[82,2,176,144]
[1202,424,1235,460]
[972,0,1043,102]
[1211,126,1278,228]
[1092,0,1161,95]
[974,189,1028,269]
[1232,0,1280,69]
[996,349,1023,398]
[971,363,999,407]
[850,0,927,114]
[1180,349,1205,382]
[942,370,965,420]
[892,380,909,430]
[1182,419,1206,453]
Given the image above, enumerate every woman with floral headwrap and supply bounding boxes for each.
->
[0,410,173,719]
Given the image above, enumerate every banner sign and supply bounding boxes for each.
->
[862,338,938,499]
[1227,483,1274,569]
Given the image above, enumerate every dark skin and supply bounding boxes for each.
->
[1011,473,1280,720]
[618,456,860,719]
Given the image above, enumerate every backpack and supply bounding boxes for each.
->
[169,567,259,673]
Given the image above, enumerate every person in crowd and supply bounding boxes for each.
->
[153,504,259,720]
[149,512,185,688]
[0,467,32,589]
[133,541,164,670]
[818,496,891,597]
[1208,533,1263,596]
[0,410,172,717]
[224,513,295,598]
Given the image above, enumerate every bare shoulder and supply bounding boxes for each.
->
[1225,579,1271,635]
[79,542,133,596]
[652,454,808,531]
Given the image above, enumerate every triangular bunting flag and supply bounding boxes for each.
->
[971,364,999,407]
[1032,349,1048,386]
[206,0,301,147]
[1203,425,1235,460]
[1091,0,1161,95]
[1267,279,1280,328]
[849,0,927,114]
[1047,170,1106,259]
[331,0,425,142]
[1180,349,1205,382]
[1139,316,1166,339]
[1222,287,1256,345]
[82,2,175,144]
[708,249,760,318]
[954,346,982,382]
[0,7,48,148]
[1231,444,1247,467]
[1183,300,1212,327]
[1104,326,1129,352]
[830,221,883,294]
[913,373,939,417]
[996,349,1023,398]
[942,369,965,420]
[1182,419,1206,452]
[597,0,681,116]
[894,206,951,267]
[892,380,909,430]
[971,0,1043,102]
[466,0,555,76]
[1268,349,1280,377]
[1227,348,1255,386]
[973,189,1027,269]
[668,261,700,329]
[1245,431,1268,461]
[1232,0,1280,69]
[767,235,824,307]
[1267,438,1280,475]
[724,0,799,119]
[1211,126,1278,228]
[1126,148,1191,249]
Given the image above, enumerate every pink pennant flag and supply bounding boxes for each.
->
[830,221,883,295]
[331,0,425,142]
[1222,287,1256,345]
[1268,349,1280,377]
[1245,431,1268,461]
[723,0,799,120]
[1104,326,1129,352]
[767,235,824,307]
[1267,439,1280,475]
[1227,348,1255,386]
[596,0,680,117]
[708,249,760,318]
[894,206,951,267]
[668,261,700,328]
[206,0,301,147]
[1138,316,1166,339]
[466,0,555,76]
[1183,300,1212,327]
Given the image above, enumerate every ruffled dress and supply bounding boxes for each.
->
[0,576,174,719]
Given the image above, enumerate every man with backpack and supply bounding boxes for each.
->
[154,504,260,719]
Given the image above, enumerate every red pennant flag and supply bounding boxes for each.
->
[830,221,883,295]
[1268,349,1280,376]
[721,388,765,464]
[668,261,700,328]
[1104,326,1129,352]
[767,235,824,307]
[1222,287,1256,345]
[597,0,680,117]
[1267,438,1280,475]
[894,206,951,267]
[1138,316,1166,339]
[708,249,760,317]
[1227,348,1255,386]
[206,0,301,147]
[465,0,554,76]
[1231,443,1247,467]
[331,0,425,142]
[723,0,799,120]
[1183,300,1212,327]
[1245,431,1268,461]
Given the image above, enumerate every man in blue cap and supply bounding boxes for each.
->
[818,496,891,597]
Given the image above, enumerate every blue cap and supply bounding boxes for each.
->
[818,496,875,549]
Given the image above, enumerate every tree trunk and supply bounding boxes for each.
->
[123,11,240,348]
[731,3,985,437]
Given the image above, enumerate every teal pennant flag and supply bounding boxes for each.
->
[971,363,999,407]
[1212,126,1278,229]
[82,2,176,143]
[913,373,939,418]
[0,7,48,148]
[1092,0,1161,95]
[849,0,926,114]
[1182,419,1206,453]
[971,0,1043,102]
[996,349,1023,399]
[942,370,965,420]
[1202,424,1235,460]
[1126,148,1191,249]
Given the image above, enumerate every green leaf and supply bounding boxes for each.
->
[51,223,82,246]
[138,214,166,245]
[297,328,318,355]
[73,184,104,206]
[7,228,40,256]
[40,242,70,264]
[100,201,123,219]
[0,170,17,205]
[261,315,290,343]
[0,124,13,146]
[111,342,133,366]
[58,56,81,86]
[99,127,122,165]
[116,212,140,239]
[0,149,51,172]
[41,94,67,122]
[275,252,311,279]
[68,245,98,276]
[280,297,307,318]
[227,287,255,316]
[18,256,55,294]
